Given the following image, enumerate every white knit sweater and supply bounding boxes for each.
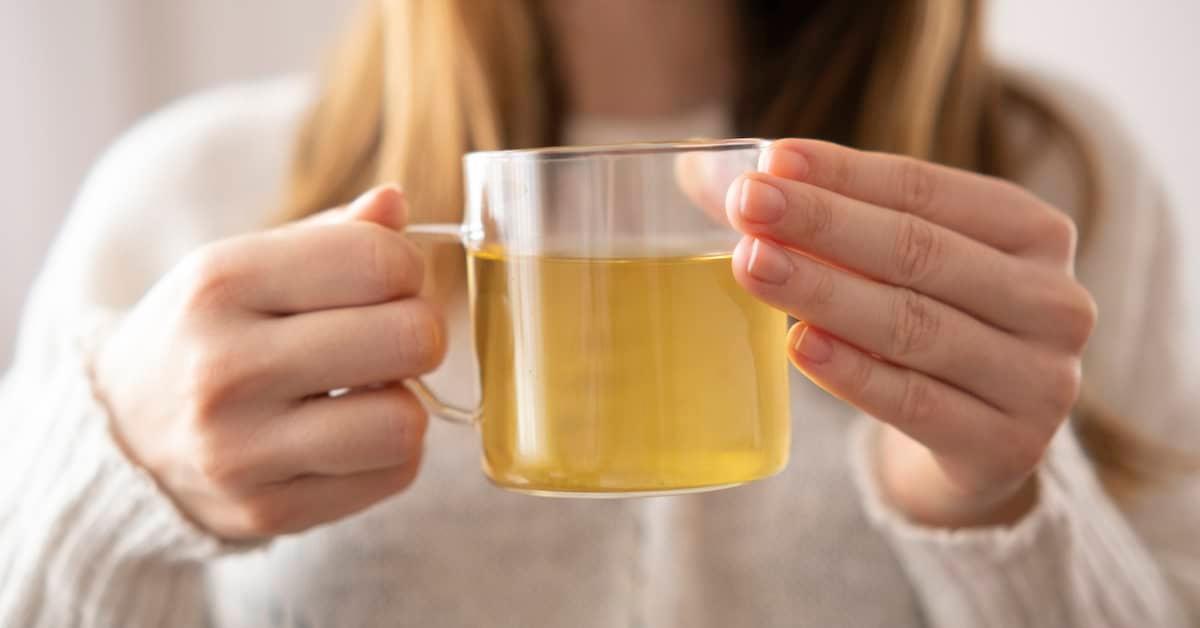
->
[1,71,1197,628]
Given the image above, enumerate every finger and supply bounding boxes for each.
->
[205,219,425,313]
[784,321,1040,491]
[246,385,427,481]
[221,455,423,539]
[346,185,409,229]
[264,297,446,397]
[725,171,1042,334]
[760,139,1067,258]
[674,151,742,225]
[296,185,409,229]
[732,236,1047,412]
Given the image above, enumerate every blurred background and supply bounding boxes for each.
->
[1,1,1198,366]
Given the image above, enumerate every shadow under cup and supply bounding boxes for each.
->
[441,139,790,496]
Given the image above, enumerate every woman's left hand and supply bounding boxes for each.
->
[726,139,1097,528]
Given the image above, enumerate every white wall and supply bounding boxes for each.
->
[1,2,1197,366]
[0,1,352,365]
[988,0,1200,223]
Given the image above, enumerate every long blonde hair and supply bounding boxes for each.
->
[283,0,1044,219]
[280,0,1181,492]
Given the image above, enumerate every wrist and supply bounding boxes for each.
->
[873,425,1040,529]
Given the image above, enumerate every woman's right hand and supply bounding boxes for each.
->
[93,186,445,541]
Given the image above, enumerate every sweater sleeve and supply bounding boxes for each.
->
[0,78,309,627]
[0,311,230,627]
[847,71,1200,628]
[849,419,1193,628]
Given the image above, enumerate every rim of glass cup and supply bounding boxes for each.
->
[464,137,771,164]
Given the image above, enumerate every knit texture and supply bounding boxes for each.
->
[1,71,1196,627]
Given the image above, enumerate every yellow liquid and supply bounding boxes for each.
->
[469,250,790,495]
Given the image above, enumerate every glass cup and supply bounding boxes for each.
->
[408,139,790,496]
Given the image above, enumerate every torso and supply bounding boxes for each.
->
[207,371,919,627]
[199,90,923,627]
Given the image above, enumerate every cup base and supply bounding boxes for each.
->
[498,482,747,499]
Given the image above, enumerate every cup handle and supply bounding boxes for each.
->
[408,379,479,425]
[404,222,481,425]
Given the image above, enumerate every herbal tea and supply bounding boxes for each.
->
[469,249,790,494]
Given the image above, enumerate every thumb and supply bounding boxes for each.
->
[297,184,409,230]
[343,184,408,230]
[673,150,742,226]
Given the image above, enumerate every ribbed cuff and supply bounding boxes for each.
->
[847,417,1188,628]
[2,309,257,626]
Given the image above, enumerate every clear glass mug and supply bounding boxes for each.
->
[408,139,790,496]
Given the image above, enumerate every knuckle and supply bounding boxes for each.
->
[399,238,427,290]
[998,431,1047,478]
[386,450,424,492]
[843,352,876,398]
[1039,211,1079,259]
[186,343,239,411]
[949,471,993,497]
[793,185,834,241]
[235,498,293,537]
[356,224,425,298]
[179,244,244,308]
[896,371,938,433]
[798,261,837,308]
[888,288,941,359]
[894,158,937,214]
[891,215,943,286]
[361,225,405,296]
[391,300,446,373]
[1036,277,1098,351]
[1078,290,1099,340]
[826,150,855,191]
[1043,358,1083,415]
[191,432,251,493]
[386,462,421,494]
[990,177,1035,206]
[386,388,430,452]
[186,338,261,411]
[1059,285,1098,349]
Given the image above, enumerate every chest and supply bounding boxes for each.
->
[206,373,923,628]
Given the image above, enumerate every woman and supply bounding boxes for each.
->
[1,0,1196,626]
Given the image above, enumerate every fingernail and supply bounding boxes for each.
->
[758,146,808,180]
[747,238,793,285]
[739,178,786,223]
[792,323,833,365]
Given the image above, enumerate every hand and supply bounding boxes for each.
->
[726,140,1097,527]
[94,186,445,540]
